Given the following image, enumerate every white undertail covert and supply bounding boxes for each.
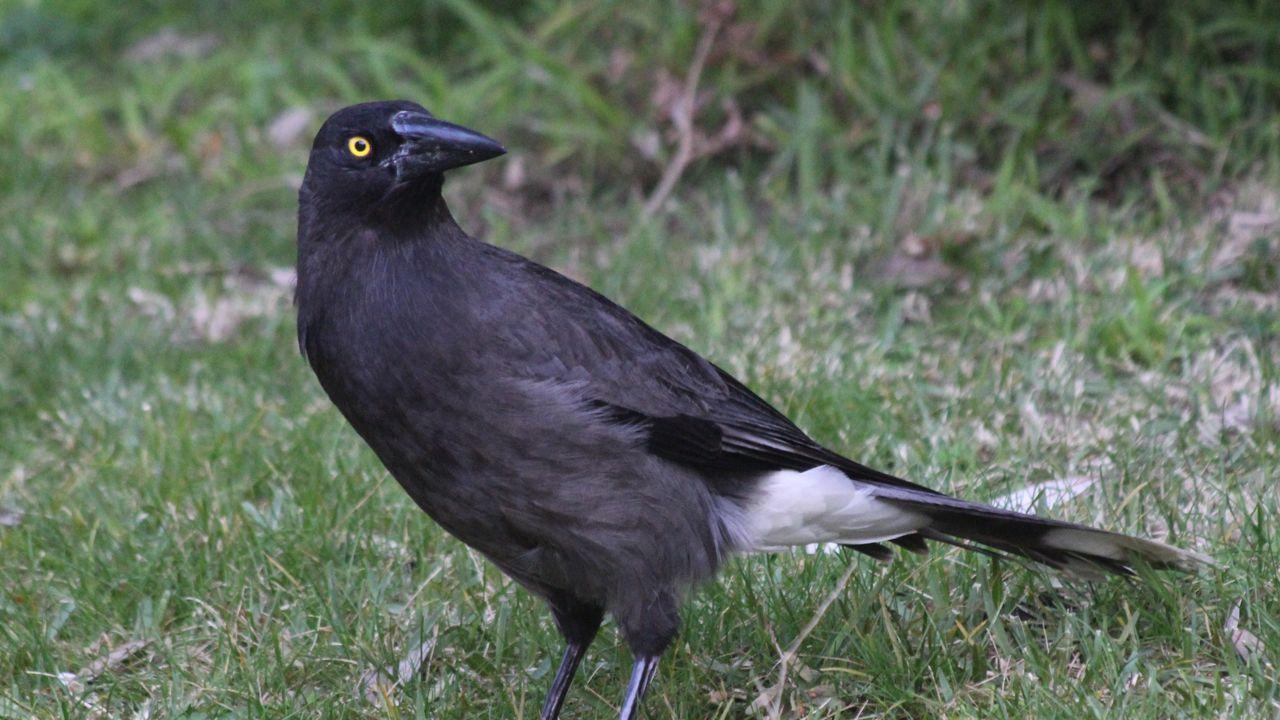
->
[742,465,926,551]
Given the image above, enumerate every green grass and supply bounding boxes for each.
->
[2,1,1278,717]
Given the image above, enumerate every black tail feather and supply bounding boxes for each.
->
[869,487,1212,578]
[841,542,893,562]
[890,533,930,555]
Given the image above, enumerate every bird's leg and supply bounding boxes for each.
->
[541,596,604,720]
[616,590,678,720]
[617,655,660,720]
[540,640,592,720]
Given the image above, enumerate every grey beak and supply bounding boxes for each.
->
[389,110,506,179]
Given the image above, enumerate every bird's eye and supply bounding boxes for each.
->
[347,136,372,158]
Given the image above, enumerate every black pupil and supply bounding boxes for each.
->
[355,139,366,151]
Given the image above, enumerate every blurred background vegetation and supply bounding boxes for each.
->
[2,1,1278,718]
[6,1,1280,255]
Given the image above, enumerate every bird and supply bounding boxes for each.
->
[295,100,1210,719]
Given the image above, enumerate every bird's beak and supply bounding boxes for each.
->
[387,110,506,181]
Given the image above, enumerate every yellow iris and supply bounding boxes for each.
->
[347,136,372,157]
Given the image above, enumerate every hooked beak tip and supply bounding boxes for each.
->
[390,110,506,174]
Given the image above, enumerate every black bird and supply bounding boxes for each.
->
[295,101,1209,719]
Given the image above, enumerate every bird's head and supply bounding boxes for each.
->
[300,100,505,222]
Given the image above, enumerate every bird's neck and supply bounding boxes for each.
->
[360,174,456,237]
[299,186,469,259]
[295,186,473,346]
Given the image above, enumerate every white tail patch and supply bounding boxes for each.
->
[742,466,925,552]
[1042,527,1216,572]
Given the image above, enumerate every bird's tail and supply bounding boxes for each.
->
[865,485,1214,578]
[743,465,1212,577]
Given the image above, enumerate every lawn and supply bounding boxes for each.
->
[2,2,1278,718]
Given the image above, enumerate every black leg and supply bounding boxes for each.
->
[540,641,591,720]
[540,595,604,720]
[618,655,660,720]
[615,589,679,720]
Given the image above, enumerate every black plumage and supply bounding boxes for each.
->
[295,101,1209,719]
